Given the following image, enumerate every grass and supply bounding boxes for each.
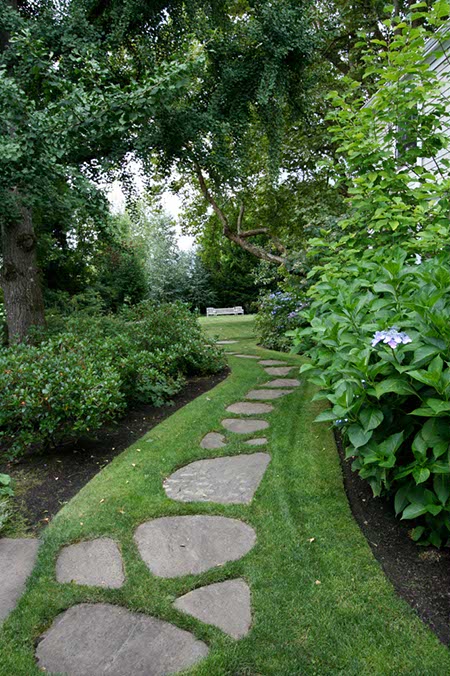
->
[0,315,449,675]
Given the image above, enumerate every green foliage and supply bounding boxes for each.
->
[308,3,450,277]
[256,290,307,351]
[0,473,13,533]
[0,302,224,459]
[292,250,450,547]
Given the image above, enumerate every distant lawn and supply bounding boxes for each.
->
[1,315,449,675]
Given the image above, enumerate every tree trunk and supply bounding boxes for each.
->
[1,199,46,343]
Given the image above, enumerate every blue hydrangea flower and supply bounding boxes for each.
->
[371,328,412,349]
[288,311,298,318]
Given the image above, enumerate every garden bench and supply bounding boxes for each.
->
[206,307,244,317]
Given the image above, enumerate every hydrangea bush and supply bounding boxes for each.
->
[256,291,308,351]
[290,249,450,547]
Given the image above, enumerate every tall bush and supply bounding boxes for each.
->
[292,250,450,546]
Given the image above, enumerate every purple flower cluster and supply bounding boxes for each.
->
[371,328,412,349]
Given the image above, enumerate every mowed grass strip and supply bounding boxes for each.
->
[0,316,448,675]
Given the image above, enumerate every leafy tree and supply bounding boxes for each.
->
[0,0,202,341]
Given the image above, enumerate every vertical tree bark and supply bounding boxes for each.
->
[1,1,46,343]
[1,199,46,343]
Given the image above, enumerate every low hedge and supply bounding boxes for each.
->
[0,302,224,459]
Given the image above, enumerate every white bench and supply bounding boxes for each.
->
[206,306,244,317]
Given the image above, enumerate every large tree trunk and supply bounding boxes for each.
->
[1,199,46,343]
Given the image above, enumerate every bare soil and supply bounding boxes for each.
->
[335,430,450,645]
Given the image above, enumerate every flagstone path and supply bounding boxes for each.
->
[33,351,296,674]
[0,538,40,623]
[56,538,125,588]
[163,453,271,504]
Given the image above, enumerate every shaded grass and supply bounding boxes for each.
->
[0,316,449,675]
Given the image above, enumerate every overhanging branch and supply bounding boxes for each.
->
[194,163,286,266]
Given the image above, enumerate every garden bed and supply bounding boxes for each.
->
[335,431,450,645]
[0,369,228,535]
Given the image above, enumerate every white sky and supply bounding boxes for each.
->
[107,173,195,252]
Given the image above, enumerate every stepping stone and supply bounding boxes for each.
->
[0,538,39,623]
[264,366,294,376]
[36,603,208,676]
[258,359,287,366]
[135,516,256,578]
[222,418,269,434]
[174,579,251,639]
[246,389,293,400]
[201,432,226,449]
[163,453,270,504]
[263,378,301,388]
[217,340,237,344]
[56,538,124,588]
[246,438,268,446]
[233,354,260,359]
[226,402,274,415]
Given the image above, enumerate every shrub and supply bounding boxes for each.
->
[291,249,450,547]
[1,301,224,459]
[0,474,14,533]
[0,334,125,457]
[256,291,308,351]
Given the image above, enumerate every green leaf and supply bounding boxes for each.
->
[374,378,415,397]
[434,475,450,504]
[394,485,409,515]
[412,466,430,485]
[314,409,337,423]
[401,503,428,519]
[348,424,373,448]
[359,408,384,431]
[410,526,425,541]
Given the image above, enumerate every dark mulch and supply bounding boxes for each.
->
[335,430,450,646]
[0,370,228,535]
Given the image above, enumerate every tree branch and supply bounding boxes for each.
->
[194,163,286,266]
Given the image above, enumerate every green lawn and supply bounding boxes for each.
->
[1,315,449,675]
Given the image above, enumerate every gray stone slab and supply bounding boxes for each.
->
[263,378,301,388]
[56,538,124,588]
[216,340,237,344]
[258,359,287,366]
[135,516,256,578]
[233,354,260,359]
[245,438,268,446]
[201,432,227,449]
[221,418,269,434]
[264,367,294,376]
[174,579,251,639]
[245,389,294,400]
[164,453,270,504]
[0,538,39,623]
[36,603,208,676]
[226,402,274,415]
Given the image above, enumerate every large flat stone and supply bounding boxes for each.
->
[258,359,287,366]
[164,453,270,504]
[201,432,227,449]
[226,402,274,415]
[0,538,39,623]
[263,378,301,388]
[56,538,124,588]
[135,516,256,578]
[216,340,237,344]
[233,354,260,359]
[245,437,268,446]
[174,579,251,639]
[36,603,208,676]
[221,418,269,434]
[245,389,293,400]
[264,367,294,376]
